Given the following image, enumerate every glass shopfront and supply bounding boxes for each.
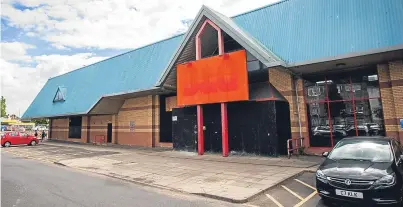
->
[305,68,385,147]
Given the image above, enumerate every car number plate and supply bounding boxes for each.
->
[335,189,363,199]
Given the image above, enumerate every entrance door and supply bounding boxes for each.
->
[305,69,385,147]
[107,123,112,143]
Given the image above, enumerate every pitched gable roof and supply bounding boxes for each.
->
[22,35,183,119]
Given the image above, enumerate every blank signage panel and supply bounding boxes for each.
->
[177,50,249,106]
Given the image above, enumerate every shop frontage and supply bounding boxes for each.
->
[304,68,385,147]
[22,0,403,156]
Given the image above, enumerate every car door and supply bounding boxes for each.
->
[19,133,30,144]
[9,132,21,145]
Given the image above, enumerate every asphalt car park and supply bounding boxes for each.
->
[244,172,368,207]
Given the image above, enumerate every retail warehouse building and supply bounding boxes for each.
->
[23,0,403,156]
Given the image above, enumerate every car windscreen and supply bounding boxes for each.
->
[328,139,393,162]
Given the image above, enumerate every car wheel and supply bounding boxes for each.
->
[30,140,37,146]
[4,141,11,147]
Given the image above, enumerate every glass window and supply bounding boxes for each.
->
[304,68,385,147]
[305,78,327,102]
[327,77,351,101]
[351,72,380,99]
[307,102,332,147]
[328,139,393,162]
[354,99,385,136]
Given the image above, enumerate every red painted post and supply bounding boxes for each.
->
[197,105,204,155]
[221,103,229,157]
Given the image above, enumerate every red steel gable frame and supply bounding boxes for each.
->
[177,50,249,106]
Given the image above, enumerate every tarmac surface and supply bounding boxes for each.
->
[1,152,237,207]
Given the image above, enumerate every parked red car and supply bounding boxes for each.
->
[1,132,39,147]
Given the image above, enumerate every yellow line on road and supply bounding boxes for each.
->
[294,190,318,207]
[294,179,317,191]
[265,194,284,207]
[281,185,304,200]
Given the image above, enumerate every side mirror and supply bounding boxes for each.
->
[322,152,329,157]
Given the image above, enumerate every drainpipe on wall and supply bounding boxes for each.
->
[295,78,303,147]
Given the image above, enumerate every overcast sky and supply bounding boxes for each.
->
[0,0,278,116]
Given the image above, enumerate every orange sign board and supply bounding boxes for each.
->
[177,50,249,106]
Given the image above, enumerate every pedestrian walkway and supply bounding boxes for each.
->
[2,141,322,203]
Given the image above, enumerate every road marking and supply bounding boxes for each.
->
[294,190,318,207]
[281,185,304,200]
[294,179,317,191]
[265,194,284,207]
[243,204,260,207]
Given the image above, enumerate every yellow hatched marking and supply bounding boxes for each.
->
[294,179,317,191]
[265,194,284,207]
[294,191,318,207]
[281,185,304,200]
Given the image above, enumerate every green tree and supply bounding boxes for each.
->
[1,96,6,117]
[33,119,49,125]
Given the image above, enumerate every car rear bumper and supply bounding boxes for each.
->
[316,178,402,205]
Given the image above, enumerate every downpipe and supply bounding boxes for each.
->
[295,78,303,148]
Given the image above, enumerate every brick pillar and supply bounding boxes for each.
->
[112,115,118,144]
[269,67,308,145]
[152,95,160,147]
[378,61,403,142]
[389,61,403,142]
[82,116,88,143]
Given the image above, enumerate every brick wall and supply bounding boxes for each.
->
[50,118,68,140]
[115,95,160,147]
[269,67,309,145]
[378,60,403,142]
[50,117,85,143]
[87,115,112,144]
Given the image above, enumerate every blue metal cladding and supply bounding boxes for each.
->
[232,0,403,63]
[22,35,183,119]
[23,0,403,118]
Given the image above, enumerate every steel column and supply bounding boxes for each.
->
[197,105,204,155]
[221,103,229,157]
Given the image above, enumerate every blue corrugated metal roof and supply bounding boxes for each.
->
[23,35,183,119]
[233,0,403,63]
[23,0,403,119]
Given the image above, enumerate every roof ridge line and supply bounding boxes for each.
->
[231,0,291,19]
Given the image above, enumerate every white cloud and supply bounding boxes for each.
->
[0,0,279,116]
[2,0,278,50]
[1,42,36,62]
[0,53,107,116]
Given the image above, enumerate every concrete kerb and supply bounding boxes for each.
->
[53,161,67,167]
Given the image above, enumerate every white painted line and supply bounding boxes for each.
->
[294,179,317,191]
[281,185,304,200]
[294,191,318,207]
[265,194,284,207]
